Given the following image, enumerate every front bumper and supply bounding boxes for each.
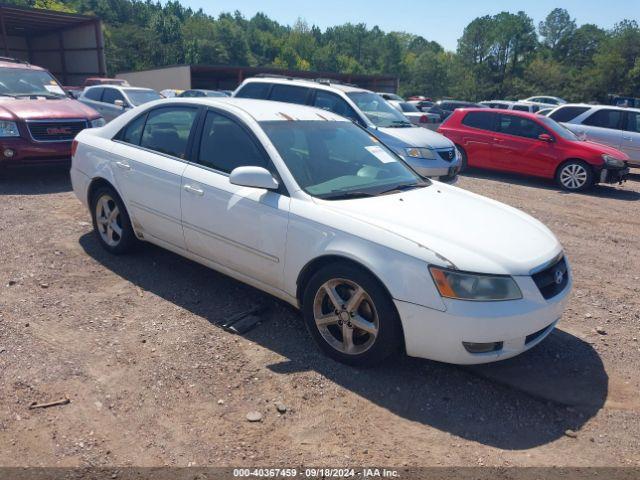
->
[599,166,630,185]
[0,137,72,167]
[395,273,572,365]
[404,154,461,179]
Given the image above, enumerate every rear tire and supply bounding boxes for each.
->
[556,160,594,191]
[302,262,403,367]
[90,185,138,254]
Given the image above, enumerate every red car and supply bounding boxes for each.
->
[438,108,630,191]
[0,58,103,171]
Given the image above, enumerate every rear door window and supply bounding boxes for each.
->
[269,84,310,105]
[461,111,496,131]
[235,82,271,99]
[139,107,198,159]
[582,109,623,130]
[549,106,590,122]
[119,113,147,145]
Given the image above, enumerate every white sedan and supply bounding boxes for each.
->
[71,98,572,366]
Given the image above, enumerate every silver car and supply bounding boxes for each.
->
[549,104,640,167]
[234,77,461,180]
[79,86,162,122]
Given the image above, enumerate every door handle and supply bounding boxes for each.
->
[183,184,204,196]
[115,161,131,170]
[623,135,632,141]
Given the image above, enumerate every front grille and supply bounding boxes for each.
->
[436,148,456,162]
[532,256,568,300]
[27,120,87,142]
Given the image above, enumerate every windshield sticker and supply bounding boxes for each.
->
[365,145,396,164]
[44,84,65,95]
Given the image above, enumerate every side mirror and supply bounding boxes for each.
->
[229,166,279,190]
[114,99,125,109]
[538,133,554,143]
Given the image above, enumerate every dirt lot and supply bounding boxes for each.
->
[1,167,639,469]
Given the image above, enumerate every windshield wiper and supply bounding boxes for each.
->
[0,93,17,98]
[318,190,377,200]
[385,120,413,128]
[377,183,428,195]
[14,93,64,99]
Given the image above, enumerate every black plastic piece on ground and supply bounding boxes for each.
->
[221,305,267,334]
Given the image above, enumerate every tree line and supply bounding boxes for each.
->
[13,0,640,101]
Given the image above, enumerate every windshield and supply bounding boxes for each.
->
[537,116,579,141]
[0,67,66,98]
[126,90,162,106]
[346,92,412,128]
[399,102,420,113]
[261,120,425,200]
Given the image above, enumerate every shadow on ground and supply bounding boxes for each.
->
[80,233,608,451]
[0,166,71,195]
[462,168,640,201]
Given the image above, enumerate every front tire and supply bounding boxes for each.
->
[556,160,594,191]
[90,186,138,254]
[302,263,403,366]
[456,145,468,173]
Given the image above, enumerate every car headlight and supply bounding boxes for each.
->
[405,147,437,159]
[90,117,106,128]
[429,266,523,301]
[0,120,20,137]
[602,154,624,168]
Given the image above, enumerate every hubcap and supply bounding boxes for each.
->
[313,278,379,355]
[560,164,588,190]
[95,194,123,247]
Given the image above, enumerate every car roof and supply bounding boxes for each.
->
[0,58,45,71]
[86,85,154,92]
[555,103,640,113]
[156,97,351,122]
[241,76,369,94]
[457,107,541,119]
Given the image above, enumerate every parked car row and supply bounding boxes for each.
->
[437,108,630,191]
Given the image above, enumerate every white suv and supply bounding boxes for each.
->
[234,77,461,180]
[549,104,640,167]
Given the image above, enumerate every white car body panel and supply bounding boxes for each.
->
[554,104,640,167]
[71,97,571,365]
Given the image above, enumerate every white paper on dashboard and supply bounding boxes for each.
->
[44,85,65,95]
[365,145,396,164]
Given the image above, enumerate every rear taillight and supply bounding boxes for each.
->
[419,115,428,124]
[71,139,78,157]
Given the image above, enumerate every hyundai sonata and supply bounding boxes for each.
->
[71,98,572,366]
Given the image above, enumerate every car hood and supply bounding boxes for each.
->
[0,98,99,121]
[374,125,453,149]
[320,183,562,275]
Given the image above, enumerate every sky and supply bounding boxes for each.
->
[180,0,639,51]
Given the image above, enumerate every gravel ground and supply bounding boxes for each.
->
[0,167,639,468]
